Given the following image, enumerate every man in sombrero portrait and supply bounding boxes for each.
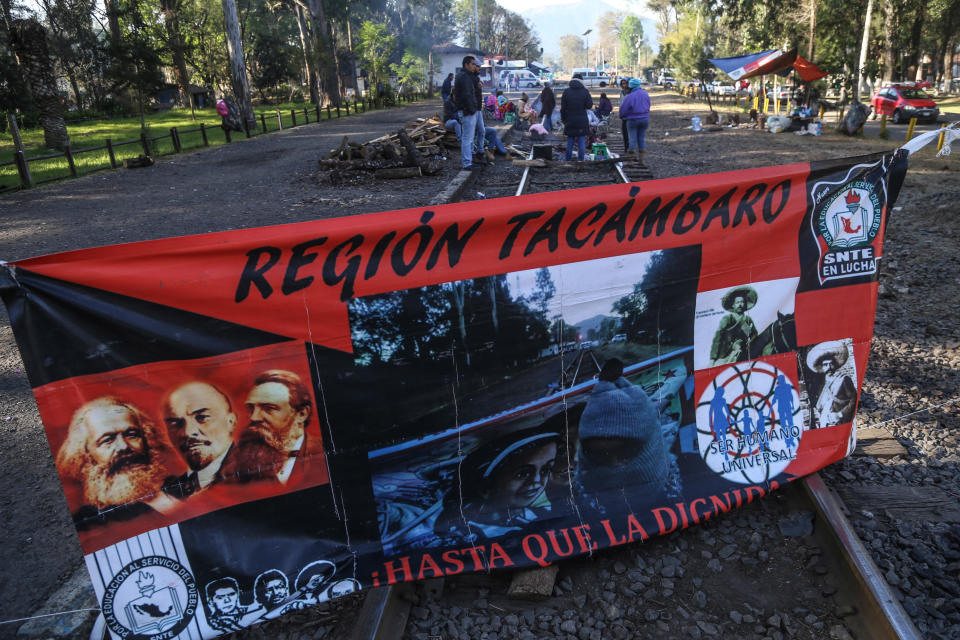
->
[807,341,857,429]
[710,286,759,367]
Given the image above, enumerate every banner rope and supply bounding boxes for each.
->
[898,121,960,157]
[865,395,960,429]
[0,608,101,627]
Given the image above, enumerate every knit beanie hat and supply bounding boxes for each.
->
[578,377,658,441]
[628,78,643,90]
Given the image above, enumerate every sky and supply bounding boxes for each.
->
[497,0,654,16]
[508,252,656,326]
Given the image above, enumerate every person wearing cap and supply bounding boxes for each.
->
[618,78,651,163]
[807,342,857,429]
[433,427,559,542]
[575,359,668,504]
[710,286,759,367]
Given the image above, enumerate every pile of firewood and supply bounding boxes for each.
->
[318,115,458,182]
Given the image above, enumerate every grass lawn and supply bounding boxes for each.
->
[1,99,396,190]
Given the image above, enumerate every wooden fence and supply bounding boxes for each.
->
[1,93,422,194]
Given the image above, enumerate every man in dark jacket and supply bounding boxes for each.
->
[441,72,454,102]
[453,56,485,170]
[539,83,556,131]
[561,74,593,161]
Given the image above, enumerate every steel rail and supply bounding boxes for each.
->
[804,472,922,640]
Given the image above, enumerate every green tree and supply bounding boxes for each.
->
[355,20,396,96]
[558,33,587,70]
[391,50,427,95]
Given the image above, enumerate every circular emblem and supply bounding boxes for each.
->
[817,181,882,249]
[696,361,804,484]
[102,556,198,640]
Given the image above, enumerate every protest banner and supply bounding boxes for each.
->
[0,148,909,639]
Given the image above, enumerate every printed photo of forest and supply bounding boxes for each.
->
[334,245,701,449]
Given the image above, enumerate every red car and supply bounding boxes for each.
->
[871,84,940,123]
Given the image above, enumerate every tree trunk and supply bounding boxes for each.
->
[294,3,319,104]
[221,0,255,129]
[908,2,926,81]
[807,0,816,59]
[161,0,192,114]
[68,70,84,110]
[301,0,341,106]
[856,0,874,100]
[945,39,956,91]
[428,49,435,95]
[488,277,498,336]
[103,0,121,47]
[9,18,70,150]
[451,283,470,366]
[882,0,897,82]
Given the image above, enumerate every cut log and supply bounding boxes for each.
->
[123,155,154,168]
[397,130,424,168]
[325,135,348,160]
[375,166,422,179]
[505,144,527,158]
[320,158,404,170]
[507,565,559,601]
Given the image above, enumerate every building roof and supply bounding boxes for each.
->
[432,43,486,55]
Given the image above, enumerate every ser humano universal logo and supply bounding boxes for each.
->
[102,556,198,639]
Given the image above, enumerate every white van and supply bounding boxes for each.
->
[498,70,542,90]
[571,68,611,88]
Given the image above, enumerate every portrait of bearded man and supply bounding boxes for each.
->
[57,396,178,529]
[225,369,324,486]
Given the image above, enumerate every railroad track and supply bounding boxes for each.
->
[354,474,920,640]
[465,122,653,202]
[349,121,923,640]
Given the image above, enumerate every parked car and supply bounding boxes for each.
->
[765,86,793,101]
[497,69,542,90]
[712,83,736,96]
[571,68,611,87]
[658,74,676,88]
[871,84,939,123]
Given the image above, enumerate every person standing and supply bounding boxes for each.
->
[618,78,651,162]
[441,72,454,102]
[561,73,592,161]
[618,78,631,148]
[539,82,556,131]
[453,56,484,170]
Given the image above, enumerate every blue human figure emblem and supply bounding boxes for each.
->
[773,374,797,448]
[710,387,732,459]
[755,407,771,451]
[741,408,755,447]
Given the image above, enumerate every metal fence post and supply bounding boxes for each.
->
[200,122,209,146]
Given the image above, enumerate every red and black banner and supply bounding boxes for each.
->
[0,150,907,639]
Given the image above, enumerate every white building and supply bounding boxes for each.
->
[431,43,487,89]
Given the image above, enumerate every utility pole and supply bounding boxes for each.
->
[474,0,480,50]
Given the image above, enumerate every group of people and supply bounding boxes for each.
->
[441,61,509,170]
[441,59,652,167]
[204,561,359,633]
[57,369,322,531]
